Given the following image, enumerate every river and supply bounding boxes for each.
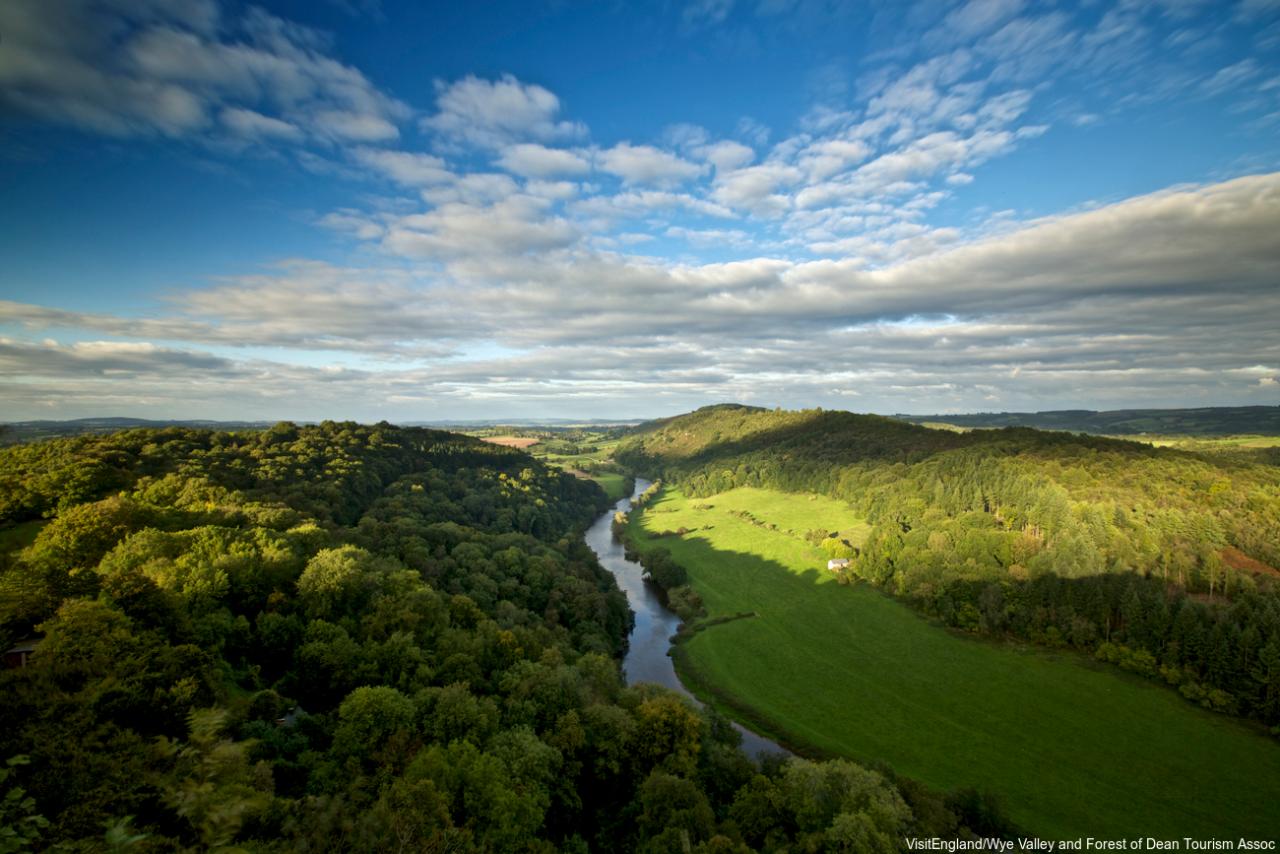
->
[583,478,788,760]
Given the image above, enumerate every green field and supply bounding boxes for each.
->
[628,486,1280,840]
[586,469,628,501]
[530,436,629,499]
[461,429,631,500]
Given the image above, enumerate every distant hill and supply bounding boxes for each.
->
[0,417,278,445]
[406,418,641,428]
[892,405,1280,436]
[0,416,643,445]
[614,403,1280,576]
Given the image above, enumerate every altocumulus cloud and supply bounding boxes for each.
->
[0,0,408,144]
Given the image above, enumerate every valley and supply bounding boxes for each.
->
[624,485,1280,838]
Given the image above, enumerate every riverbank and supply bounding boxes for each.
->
[582,478,787,759]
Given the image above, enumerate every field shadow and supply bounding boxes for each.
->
[649,530,856,756]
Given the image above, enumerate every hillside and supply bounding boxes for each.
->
[616,405,1280,727]
[617,404,1280,577]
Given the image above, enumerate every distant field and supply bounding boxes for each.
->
[627,486,1280,840]
[481,435,541,448]
[1145,434,1280,449]
[584,470,628,501]
[530,436,629,499]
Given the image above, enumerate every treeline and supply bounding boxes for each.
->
[894,405,1280,437]
[908,572,1280,721]
[612,503,706,626]
[616,405,1280,727]
[0,423,1008,851]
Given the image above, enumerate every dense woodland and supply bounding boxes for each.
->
[0,422,1006,852]
[894,405,1280,436]
[616,405,1280,729]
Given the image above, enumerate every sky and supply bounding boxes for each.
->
[1,0,1278,422]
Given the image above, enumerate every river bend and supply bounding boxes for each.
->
[584,478,787,760]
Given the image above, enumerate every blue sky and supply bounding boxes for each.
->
[1,0,1278,421]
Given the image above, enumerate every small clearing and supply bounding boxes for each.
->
[1221,546,1280,578]
[482,436,540,448]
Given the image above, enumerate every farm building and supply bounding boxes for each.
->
[827,558,851,571]
[3,637,38,669]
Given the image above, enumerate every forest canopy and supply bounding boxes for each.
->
[0,422,1003,851]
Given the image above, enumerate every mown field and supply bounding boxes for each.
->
[627,486,1280,840]
[462,429,631,500]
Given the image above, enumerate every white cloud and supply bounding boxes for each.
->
[937,0,1026,43]
[497,143,590,177]
[6,0,1280,419]
[523,180,580,201]
[737,117,771,147]
[663,123,712,150]
[352,147,452,186]
[571,190,735,221]
[0,1,409,144]
[420,173,520,206]
[1200,58,1262,96]
[421,74,585,149]
[0,337,233,378]
[0,263,463,354]
[977,89,1032,125]
[979,12,1077,83]
[220,107,302,140]
[598,143,706,187]
[699,140,756,172]
[713,163,803,215]
[797,138,873,181]
[313,110,399,142]
[792,129,1016,207]
[1236,0,1280,20]
[5,173,1279,417]
[382,196,579,259]
[318,210,386,240]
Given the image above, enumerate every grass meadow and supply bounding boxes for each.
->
[586,470,629,501]
[628,486,1280,840]
[532,437,630,500]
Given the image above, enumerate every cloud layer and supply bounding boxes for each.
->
[3,173,1277,418]
[1,0,1278,419]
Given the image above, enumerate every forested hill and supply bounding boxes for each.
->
[0,421,605,534]
[0,422,1002,851]
[0,417,278,446]
[615,404,1280,575]
[894,405,1280,436]
[616,406,1280,726]
[619,404,969,466]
